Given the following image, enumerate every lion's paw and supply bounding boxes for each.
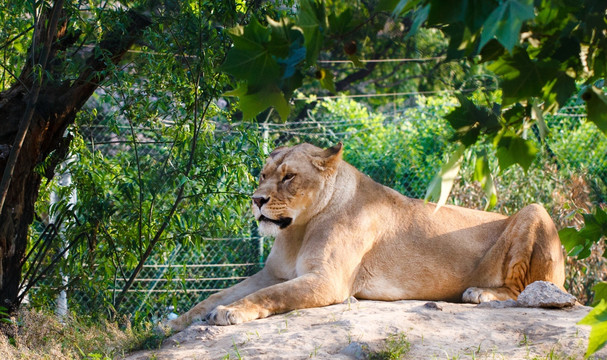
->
[462,287,499,303]
[206,305,247,326]
[164,318,188,332]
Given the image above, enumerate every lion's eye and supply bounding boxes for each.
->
[282,173,295,182]
[260,173,266,181]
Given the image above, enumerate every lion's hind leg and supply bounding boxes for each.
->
[462,204,565,304]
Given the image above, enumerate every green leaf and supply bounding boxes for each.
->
[579,299,607,356]
[502,103,526,127]
[267,17,296,58]
[236,17,271,46]
[474,151,497,210]
[579,213,604,243]
[590,48,607,81]
[429,0,498,54]
[328,8,353,35]
[541,71,576,111]
[281,70,304,99]
[376,0,400,12]
[445,94,501,146]
[558,227,584,254]
[488,48,542,106]
[558,207,607,260]
[495,133,538,172]
[531,99,549,140]
[427,0,468,26]
[347,54,364,68]
[239,86,290,121]
[425,144,466,209]
[593,283,607,307]
[223,84,247,97]
[220,19,280,87]
[596,207,607,225]
[177,174,189,187]
[318,68,336,93]
[581,86,607,135]
[479,0,534,53]
[297,0,327,63]
[390,0,422,17]
[404,4,430,40]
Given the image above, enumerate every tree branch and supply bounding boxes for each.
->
[60,9,152,111]
[0,0,65,215]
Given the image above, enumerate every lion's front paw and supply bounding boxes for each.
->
[462,287,499,303]
[165,318,187,332]
[206,305,248,326]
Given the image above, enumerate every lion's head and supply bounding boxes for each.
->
[252,143,343,236]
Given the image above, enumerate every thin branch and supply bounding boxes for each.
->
[99,223,129,282]
[18,224,58,294]
[0,54,31,91]
[0,25,35,51]
[18,231,84,304]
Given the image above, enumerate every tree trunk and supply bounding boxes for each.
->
[0,2,152,312]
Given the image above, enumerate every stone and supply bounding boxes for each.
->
[340,341,369,360]
[423,302,443,311]
[477,299,518,309]
[516,281,577,308]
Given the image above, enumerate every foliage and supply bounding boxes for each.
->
[30,122,264,320]
[579,298,607,357]
[0,308,158,359]
[0,307,10,325]
[7,0,271,320]
[561,206,607,355]
[291,95,455,197]
[0,0,33,91]
[221,0,482,122]
[560,208,607,260]
[222,0,606,209]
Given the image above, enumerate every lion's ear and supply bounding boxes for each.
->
[312,142,343,172]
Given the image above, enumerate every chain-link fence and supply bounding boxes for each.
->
[109,237,268,319]
[28,95,607,318]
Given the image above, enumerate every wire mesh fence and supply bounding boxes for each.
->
[108,237,268,320]
[26,95,607,319]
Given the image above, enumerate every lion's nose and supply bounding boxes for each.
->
[252,196,269,209]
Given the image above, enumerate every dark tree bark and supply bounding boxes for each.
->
[0,1,152,312]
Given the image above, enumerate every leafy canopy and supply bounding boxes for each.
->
[220,0,606,212]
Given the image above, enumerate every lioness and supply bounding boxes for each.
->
[168,142,565,330]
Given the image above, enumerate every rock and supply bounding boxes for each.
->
[124,300,601,360]
[423,302,443,311]
[517,281,577,308]
[477,299,518,309]
[340,341,369,359]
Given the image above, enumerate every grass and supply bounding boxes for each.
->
[368,332,411,360]
[0,307,164,360]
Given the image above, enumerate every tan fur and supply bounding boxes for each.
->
[168,143,565,330]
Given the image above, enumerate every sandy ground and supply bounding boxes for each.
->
[125,300,607,359]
